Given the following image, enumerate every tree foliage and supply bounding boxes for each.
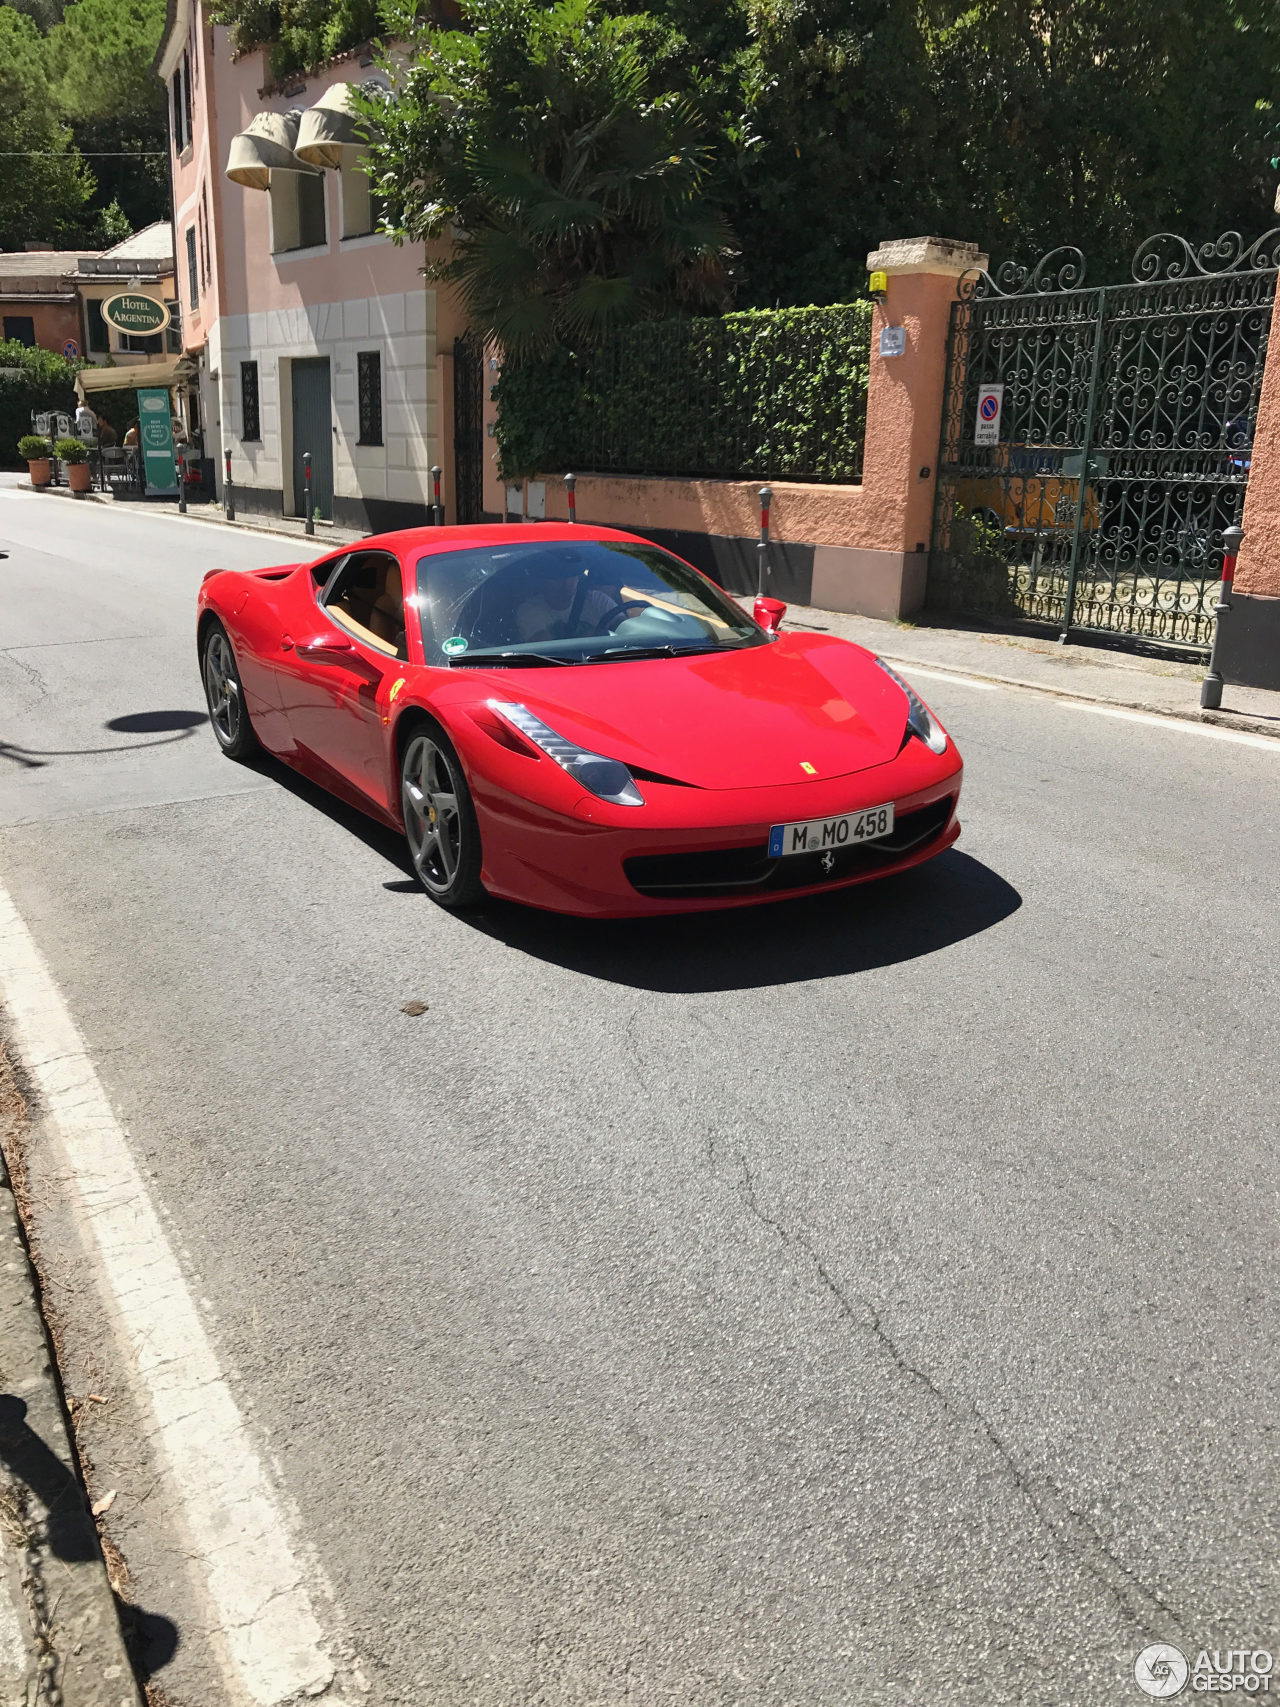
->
[0,5,96,249]
[369,0,734,353]
[0,336,81,465]
[0,0,168,250]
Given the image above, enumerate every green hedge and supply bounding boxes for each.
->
[0,340,83,467]
[494,302,873,486]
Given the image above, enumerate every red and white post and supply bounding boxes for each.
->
[1201,524,1244,709]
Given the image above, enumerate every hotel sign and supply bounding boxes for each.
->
[101,293,171,335]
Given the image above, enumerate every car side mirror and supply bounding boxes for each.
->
[754,596,787,634]
[298,634,355,660]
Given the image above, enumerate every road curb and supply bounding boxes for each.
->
[876,652,1280,742]
[0,1051,143,1707]
[17,479,365,547]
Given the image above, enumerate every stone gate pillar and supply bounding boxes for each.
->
[809,237,986,617]
[1220,278,1280,689]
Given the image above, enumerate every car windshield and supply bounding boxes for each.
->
[412,539,766,666]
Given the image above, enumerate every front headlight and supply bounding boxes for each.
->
[874,659,949,755]
[489,701,645,806]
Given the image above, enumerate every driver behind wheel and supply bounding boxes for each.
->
[512,551,621,642]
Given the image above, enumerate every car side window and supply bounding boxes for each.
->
[322,551,407,660]
[312,553,347,592]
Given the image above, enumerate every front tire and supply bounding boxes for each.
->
[201,620,259,759]
[400,722,485,908]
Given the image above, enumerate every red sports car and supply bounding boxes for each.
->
[196,524,963,917]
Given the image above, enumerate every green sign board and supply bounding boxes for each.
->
[138,387,176,492]
[101,293,171,336]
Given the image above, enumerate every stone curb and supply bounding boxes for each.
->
[18,479,365,547]
[0,1140,142,1707]
[873,652,1280,743]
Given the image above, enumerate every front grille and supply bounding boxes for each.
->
[624,795,956,898]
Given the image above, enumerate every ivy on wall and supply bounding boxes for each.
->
[494,301,873,486]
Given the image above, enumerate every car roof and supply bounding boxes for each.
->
[351,522,653,559]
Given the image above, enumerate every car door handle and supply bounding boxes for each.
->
[281,635,294,651]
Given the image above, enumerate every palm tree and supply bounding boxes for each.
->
[369,0,734,354]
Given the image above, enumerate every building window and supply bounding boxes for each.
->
[85,297,110,353]
[340,158,385,239]
[3,317,35,347]
[172,52,192,154]
[240,361,260,442]
[270,170,327,254]
[186,226,198,310]
[122,332,163,354]
[165,301,181,353]
[357,351,382,445]
[200,186,211,288]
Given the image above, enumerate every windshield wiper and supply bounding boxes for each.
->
[580,643,724,664]
[447,650,574,667]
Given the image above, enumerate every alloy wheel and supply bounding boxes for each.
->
[402,734,464,896]
[204,630,241,748]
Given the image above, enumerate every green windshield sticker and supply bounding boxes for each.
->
[442,636,469,656]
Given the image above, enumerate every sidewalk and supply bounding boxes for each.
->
[14,477,1280,738]
[776,600,1280,741]
[0,1047,142,1707]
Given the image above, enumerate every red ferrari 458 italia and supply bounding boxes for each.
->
[196,524,963,916]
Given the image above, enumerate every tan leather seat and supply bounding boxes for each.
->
[368,563,403,647]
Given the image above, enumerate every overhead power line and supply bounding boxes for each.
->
[0,150,168,157]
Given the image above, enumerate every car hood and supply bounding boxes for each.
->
[495,633,909,790]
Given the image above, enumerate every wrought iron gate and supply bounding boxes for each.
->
[453,333,484,525]
[930,231,1279,650]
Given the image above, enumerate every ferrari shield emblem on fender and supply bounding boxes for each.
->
[799,761,817,775]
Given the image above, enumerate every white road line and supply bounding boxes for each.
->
[0,883,349,1707]
[886,662,999,691]
[1061,697,1280,751]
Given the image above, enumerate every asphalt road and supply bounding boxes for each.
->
[1,478,1277,1706]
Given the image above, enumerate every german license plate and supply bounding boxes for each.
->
[768,802,894,858]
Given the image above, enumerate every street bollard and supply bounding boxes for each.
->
[224,448,235,521]
[565,472,577,523]
[304,452,314,536]
[176,447,187,514]
[1201,524,1243,709]
[431,464,443,526]
[757,485,772,597]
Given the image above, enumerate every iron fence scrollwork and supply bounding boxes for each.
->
[930,229,1279,650]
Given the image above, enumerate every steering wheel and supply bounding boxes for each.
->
[596,598,645,634]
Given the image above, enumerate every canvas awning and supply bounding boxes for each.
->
[75,358,196,398]
[225,109,318,190]
[295,82,380,169]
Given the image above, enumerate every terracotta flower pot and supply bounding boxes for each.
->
[67,461,91,494]
[27,458,51,489]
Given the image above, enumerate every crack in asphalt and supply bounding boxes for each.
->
[724,1139,1186,1642]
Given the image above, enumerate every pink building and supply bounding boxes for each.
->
[156,0,471,527]
[155,0,224,468]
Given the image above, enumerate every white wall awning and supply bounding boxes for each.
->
[225,109,319,190]
[75,358,196,398]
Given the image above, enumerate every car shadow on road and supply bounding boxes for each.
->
[243,757,1020,991]
[469,850,1022,992]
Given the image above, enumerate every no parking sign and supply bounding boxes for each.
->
[975,383,1004,445]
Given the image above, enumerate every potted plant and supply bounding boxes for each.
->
[18,434,52,488]
[54,435,92,494]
